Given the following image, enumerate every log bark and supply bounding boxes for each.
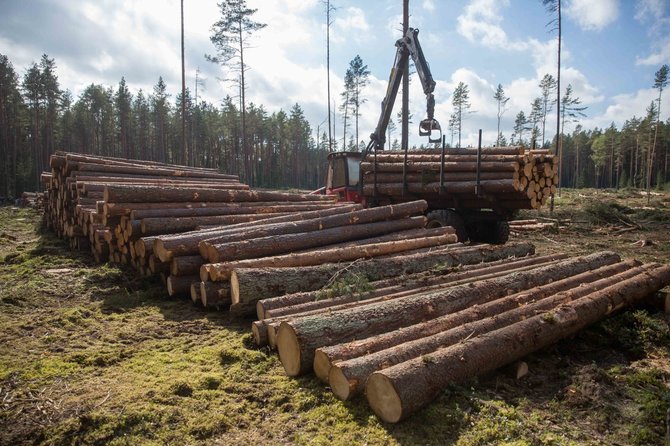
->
[200,281,231,309]
[104,201,348,218]
[360,161,518,174]
[130,204,336,219]
[167,274,201,296]
[275,251,620,376]
[170,255,205,276]
[362,180,519,196]
[209,220,457,284]
[325,260,643,398]
[263,255,567,348]
[231,243,536,307]
[362,171,514,183]
[210,212,429,263]
[153,204,362,262]
[256,252,564,320]
[368,154,523,163]
[140,213,289,236]
[365,264,670,423]
[226,227,455,300]
[104,184,336,203]
[263,253,570,351]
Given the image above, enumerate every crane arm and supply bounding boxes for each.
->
[365,28,441,156]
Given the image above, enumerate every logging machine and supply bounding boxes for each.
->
[319,28,511,244]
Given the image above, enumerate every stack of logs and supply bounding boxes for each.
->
[163,200,460,313]
[19,191,46,210]
[249,249,670,423]
[361,147,558,210]
[43,152,463,310]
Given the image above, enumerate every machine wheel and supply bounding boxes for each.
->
[491,220,510,244]
[426,210,467,242]
[470,220,509,244]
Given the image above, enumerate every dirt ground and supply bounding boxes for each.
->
[0,188,669,446]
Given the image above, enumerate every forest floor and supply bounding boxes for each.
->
[0,188,669,446]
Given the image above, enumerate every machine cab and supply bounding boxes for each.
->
[325,151,363,203]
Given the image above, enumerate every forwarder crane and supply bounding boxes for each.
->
[365,27,442,153]
[320,28,511,244]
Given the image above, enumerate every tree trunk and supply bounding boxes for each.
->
[275,251,620,376]
[104,184,336,203]
[256,252,561,320]
[170,255,204,276]
[207,200,428,262]
[232,243,536,308]
[365,264,670,423]
[153,204,362,261]
[326,260,642,399]
[360,161,518,173]
[140,213,288,236]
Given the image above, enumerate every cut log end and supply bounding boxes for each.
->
[252,321,267,346]
[190,282,200,304]
[366,372,403,423]
[313,350,333,383]
[230,271,240,304]
[329,365,357,401]
[276,323,302,377]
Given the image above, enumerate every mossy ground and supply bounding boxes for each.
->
[1,190,669,446]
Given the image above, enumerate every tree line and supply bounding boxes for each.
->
[0,53,330,198]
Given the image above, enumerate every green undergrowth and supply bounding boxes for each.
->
[1,204,670,445]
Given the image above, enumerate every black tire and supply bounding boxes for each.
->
[491,220,510,244]
[426,210,468,242]
[469,220,509,244]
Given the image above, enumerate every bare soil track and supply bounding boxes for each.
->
[1,187,669,445]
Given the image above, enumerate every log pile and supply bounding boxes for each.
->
[361,147,558,210]
[190,200,464,314]
[42,151,358,296]
[251,250,670,423]
[43,152,462,311]
[19,191,46,210]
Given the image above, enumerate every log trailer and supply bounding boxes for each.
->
[320,28,514,244]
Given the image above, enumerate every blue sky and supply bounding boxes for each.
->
[1,0,668,148]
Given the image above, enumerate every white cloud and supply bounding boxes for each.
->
[565,0,619,31]
[582,87,668,130]
[634,0,670,65]
[422,0,436,12]
[456,0,527,51]
[334,6,369,35]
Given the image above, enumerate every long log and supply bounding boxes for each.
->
[326,260,643,399]
[368,154,524,163]
[208,218,454,283]
[231,243,536,306]
[69,161,239,179]
[130,204,337,219]
[256,252,564,320]
[262,253,571,351]
[105,201,349,218]
[153,204,363,262]
[370,147,524,156]
[226,226,455,300]
[360,161,518,173]
[362,171,515,183]
[365,264,670,423]
[362,180,519,196]
[207,201,428,262]
[275,251,620,376]
[140,213,290,235]
[104,185,336,203]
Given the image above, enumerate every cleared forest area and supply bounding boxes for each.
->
[0,188,669,445]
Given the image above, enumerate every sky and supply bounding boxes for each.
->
[1,0,669,148]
